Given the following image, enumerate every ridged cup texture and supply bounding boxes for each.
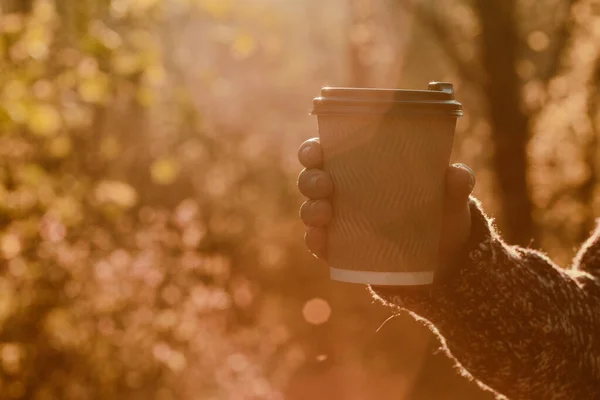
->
[317,114,456,277]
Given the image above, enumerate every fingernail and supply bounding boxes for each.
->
[456,163,476,190]
[311,175,321,191]
[302,145,312,160]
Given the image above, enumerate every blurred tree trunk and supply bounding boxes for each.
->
[397,0,537,245]
[473,0,536,245]
[350,2,536,246]
[401,0,583,245]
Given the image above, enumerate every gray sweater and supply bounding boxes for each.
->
[372,198,600,400]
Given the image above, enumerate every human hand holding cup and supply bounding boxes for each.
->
[301,82,471,286]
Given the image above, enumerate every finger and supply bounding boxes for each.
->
[445,164,475,213]
[297,168,334,199]
[300,200,333,227]
[298,138,323,169]
[305,226,327,260]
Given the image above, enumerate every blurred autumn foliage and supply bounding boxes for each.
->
[0,0,599,399]
[0,1,302,399]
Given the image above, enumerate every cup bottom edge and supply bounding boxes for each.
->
[329,267,434,286]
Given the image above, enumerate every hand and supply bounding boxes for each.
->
[297,137,476,261]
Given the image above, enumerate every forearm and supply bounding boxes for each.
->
[372,198,600,400]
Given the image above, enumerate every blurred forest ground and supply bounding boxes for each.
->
[0,0,598,399]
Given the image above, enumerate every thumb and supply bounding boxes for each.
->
[445,163,475,214]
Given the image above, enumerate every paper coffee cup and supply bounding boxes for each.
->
[311,82,462,286]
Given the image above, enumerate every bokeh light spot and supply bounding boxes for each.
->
[527,30,550,52]
[302,298,331,325]
[28,104,61,136]
[1,234,22,259]
[150,158,180,185]
[95,180,138,208]
[231,32,257,59]
[1,343,23,374]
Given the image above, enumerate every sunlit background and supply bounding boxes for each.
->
[0,0,598,399]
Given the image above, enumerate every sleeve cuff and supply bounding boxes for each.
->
[370,196,498,315]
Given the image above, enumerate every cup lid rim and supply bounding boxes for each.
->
[311,82,463,117]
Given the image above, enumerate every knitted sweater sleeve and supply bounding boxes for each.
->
[371,198,600,400]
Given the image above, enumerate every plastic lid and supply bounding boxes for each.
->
[311,82,462,117]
